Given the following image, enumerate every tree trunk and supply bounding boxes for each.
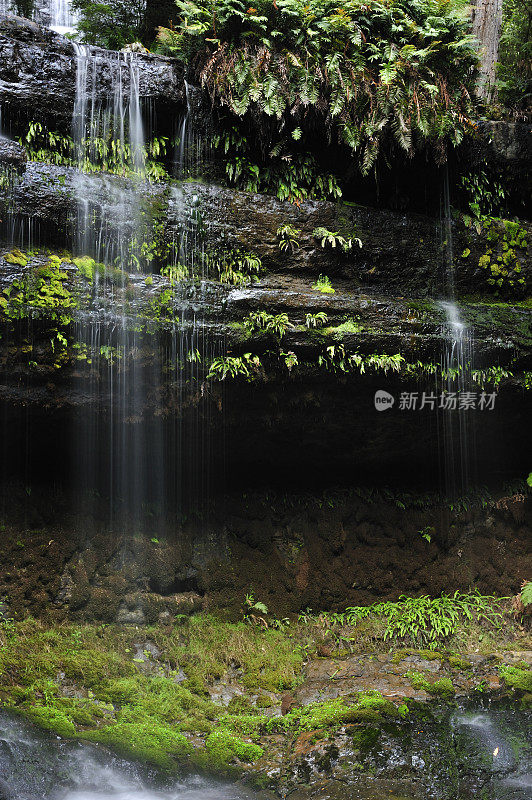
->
[471,0,504,100]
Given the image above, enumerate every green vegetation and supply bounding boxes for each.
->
[313,227,362,252]
[277,224,301,253]
[500,665,532,693]
[0,615,301,773]
[158,0,477,203]
[406,671,455,697]
[312,275,335,294]
[301,592,505,649]
[0,600,528,775]
[242,311,292,338]
[496,0,532,110]
[74,256,128,286]
[521,581,532,607]
[205,249,262,287]
[21,122,170,181]
[305,311,328,328]
[1,254,76,326]
[207,353,262,381]
[318,345,404,374]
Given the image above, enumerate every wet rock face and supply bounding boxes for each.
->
[0,13,184,130]
[2,164,531,295]
[258,699,532,800]
[0,136,26,169]
[171,182,445,295]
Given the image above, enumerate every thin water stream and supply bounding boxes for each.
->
[438,169,476,498]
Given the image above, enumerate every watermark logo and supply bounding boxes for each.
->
[374,390,497,411]
[374,390,395,411]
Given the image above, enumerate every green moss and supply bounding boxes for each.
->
[406,671,455,698]
[349,725,380,749]
[83,718,193,771]
[429,677,455,697]
[169,615,303,693]
[4,249,28,267]
[500,666,532,693]
[227,695,255,714]
[74,255,127,286]
[264,692,399,736]
[255,693,273,708]
[448,655,472,670]
[322,319,363,339]
[21,705,76,737]
[204,728,263,770]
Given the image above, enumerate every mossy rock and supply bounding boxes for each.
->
[83,719,193,771]
[4,249,28,267]
[21,705,76,737]
[500,666,532,693]
[204,728,263,771]
[342,706,383,724]
[348,724,381,750]
[448,655,472,670]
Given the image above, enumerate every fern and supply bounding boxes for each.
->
[158,0,478,183]
[521,581,532,607]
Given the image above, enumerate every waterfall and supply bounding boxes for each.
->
[0,0,79,34]
[71,42,147,266]
[439,300,474,497]
[69,44,216,531]
[175,81,211,181]
[46,0,78,34]
[438,169,476,499]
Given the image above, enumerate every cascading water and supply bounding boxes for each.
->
[0,712,258,800]
[175,82,211,181]
[438,169,476,498]
[71,42,146,264]
[47,0,78,34]
[0,0,78,34]
[69,42,217,530]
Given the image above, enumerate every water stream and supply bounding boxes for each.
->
[438,169,476,498]
[0,704,530,800]
[0,713,256,800]
[68,40,216,528]
[0,0,78,34]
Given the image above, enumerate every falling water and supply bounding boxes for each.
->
[69,43,216,531]
[0,712,259,800]
[175,81,211,181]
[0,0,78,34]
[438,169,476,498]
[46,0,78,34]
[71,42,146,265]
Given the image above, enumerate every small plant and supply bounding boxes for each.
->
[243,311,292,338]
[418,526,433,543]
[281,351,298,372]
[242,594,269,628]
[277,225,301,253]
[512,579,532,615]
[207,353,262,381]
[187,349,202,363]
[207,250,262,287]
[312,275,335,294]
[313,227,362,252]
[521,581,532,607]
[305,312,328,328]
[305,592,504,649]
